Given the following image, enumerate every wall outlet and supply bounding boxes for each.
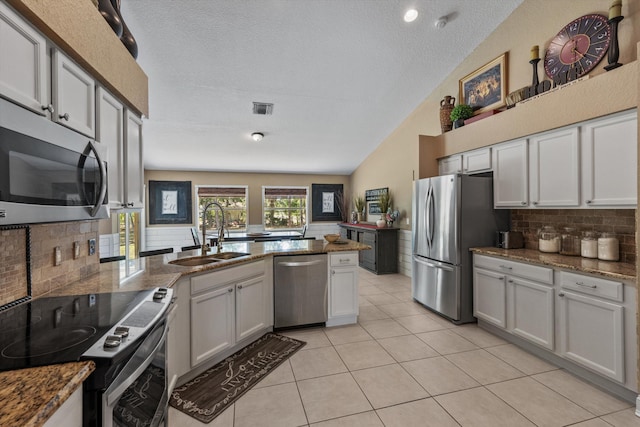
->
[73,241,81,259]
[406,217,410,225]
[88,239,96,256]
[54,246,62,266]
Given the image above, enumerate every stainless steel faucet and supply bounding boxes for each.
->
[202,201,225,254]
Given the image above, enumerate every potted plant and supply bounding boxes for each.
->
[377,191,391,228]
[450,104,474,129]
[353,196,365,222]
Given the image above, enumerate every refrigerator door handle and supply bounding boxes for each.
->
[427,186,435,245]
[425,186,432,249]
[412,256,454,272]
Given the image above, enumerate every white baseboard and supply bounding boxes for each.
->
[635,395,640,417]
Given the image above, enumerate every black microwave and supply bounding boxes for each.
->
[0,98,109,225]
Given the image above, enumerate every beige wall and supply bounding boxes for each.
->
[144,170,350,227]
[351,0,640,230]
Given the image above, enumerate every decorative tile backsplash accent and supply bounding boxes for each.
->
[0,227,29,307]
[1,221,100,298]
[511,209,636,263]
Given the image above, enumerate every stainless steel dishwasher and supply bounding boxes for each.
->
[274,254,328,329]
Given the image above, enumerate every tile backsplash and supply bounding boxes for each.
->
[510,209,636,263]
[0,227,29,306]
[1,221,100,300]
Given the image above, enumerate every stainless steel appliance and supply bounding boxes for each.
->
[0,287,174,426]
[274,254,328,329]
[496,231,524,249]
[412,174,509,323]
[0,98,109,225]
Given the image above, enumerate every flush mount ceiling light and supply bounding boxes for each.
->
[403,9,418,23]
[434,16,448,29]
[251,132,264,142]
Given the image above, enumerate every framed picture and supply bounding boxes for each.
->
[459,53,508,115]
[149,181,193,225]
[311,184,343,221]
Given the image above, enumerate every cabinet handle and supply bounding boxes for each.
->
[331,270,336,275]
[521,201,527,206]
[41,104,54,113]
[339,259,350,263]
[575,281,597,289]
[532,201,538,205]
[237,285,243,290]
[559,292,565,297]
[59,113,70,121]
[498,276,505,281]
[586,200,592,204]
[126,202,134,207]
[507,279,514,283]
[228,288,233,293]
[499,265,512,270]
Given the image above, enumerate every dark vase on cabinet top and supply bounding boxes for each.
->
[111,0,138,59]
[97,0,123,37]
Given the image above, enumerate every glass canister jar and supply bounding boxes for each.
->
[538,226,560,253]
[598,232,620,261]
[580,231,599,258]
[560,227,580,256]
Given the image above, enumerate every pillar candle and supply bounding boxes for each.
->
[530,45,539,61]
[609,0,622,19]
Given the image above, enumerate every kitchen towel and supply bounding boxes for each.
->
[170,332,305,423]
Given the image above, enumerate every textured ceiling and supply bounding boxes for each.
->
[120,0,522,175]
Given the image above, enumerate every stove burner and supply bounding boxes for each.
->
[1,326,97,359]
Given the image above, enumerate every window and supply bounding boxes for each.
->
[263,186,308,230]
[197,186,248,232]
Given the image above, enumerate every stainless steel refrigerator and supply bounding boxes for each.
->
[412,174,509,324]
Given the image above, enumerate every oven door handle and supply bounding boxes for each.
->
[88,141,107,217]
[105,325,168,407]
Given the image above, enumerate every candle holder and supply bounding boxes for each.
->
[529,58,540,93]
[604,15,624,71]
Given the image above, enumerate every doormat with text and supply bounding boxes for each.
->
[169,332,305,423]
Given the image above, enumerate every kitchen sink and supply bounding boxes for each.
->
[169,252,250,266]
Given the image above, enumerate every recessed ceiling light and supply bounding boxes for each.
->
[404,9,418,23]
[251,132,264,142]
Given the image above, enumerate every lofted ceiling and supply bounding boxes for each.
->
[121,0,523,175]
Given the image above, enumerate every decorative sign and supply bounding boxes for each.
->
[149,181,193,225]
[322,192,334,213]
[161,191,178,214]
[311,184,343,221]
[365,188,388,202]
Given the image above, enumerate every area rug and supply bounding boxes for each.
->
[169,332,305,423]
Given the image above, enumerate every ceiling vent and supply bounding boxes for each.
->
[252,102,274,115]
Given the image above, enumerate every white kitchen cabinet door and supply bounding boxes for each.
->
[96,87,125,209]
[473,267,507,328]
[493,139,528,208]
[529,127,580,207]
[52,50,95,137]
[190,284,235,367]
[463,147,491,174]
[439,155,462,175]
[235,275,268,342]
[558,290,624,383]
[327,252,359,327]
[124,109,144,208]
[0,2,48,115]
[581,110,637,207]
[43,387,82,427]
[508,277,554,350]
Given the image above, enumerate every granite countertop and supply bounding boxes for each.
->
[5,239,369,426]
[0,361,94,427]
[471,247,636,282]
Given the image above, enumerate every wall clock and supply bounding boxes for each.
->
[544,14,610,79]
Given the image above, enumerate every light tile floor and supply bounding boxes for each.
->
[168,269,639,427]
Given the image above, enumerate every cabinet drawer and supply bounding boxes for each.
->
[330,252,357,267]
[191,260,265,295]
[560,271,623,302]
[474,255,553,284]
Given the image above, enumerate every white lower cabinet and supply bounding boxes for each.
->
[508,277,554,350]
[558,272,625,383]
[327,252,359,327]
[44,386,82,427]
[473,254,636,391]
[189,260,271,368]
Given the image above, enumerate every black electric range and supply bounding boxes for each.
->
[0,288,167,372]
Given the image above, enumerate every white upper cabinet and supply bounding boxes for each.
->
[529,127,580,207]
[96,87,124,209]
[581,110,637,207]
[493,139,528,208]
[439,147,491,175]
[0,2,48,115]
[124,109,144,208]
[439,154,462,175]
[52,50,95,137]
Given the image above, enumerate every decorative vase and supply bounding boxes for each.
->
[356,212,362,223]
[376,218,386,228]
[98,0,123,37]
[439,96,455,133]
[111,0,138,59]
